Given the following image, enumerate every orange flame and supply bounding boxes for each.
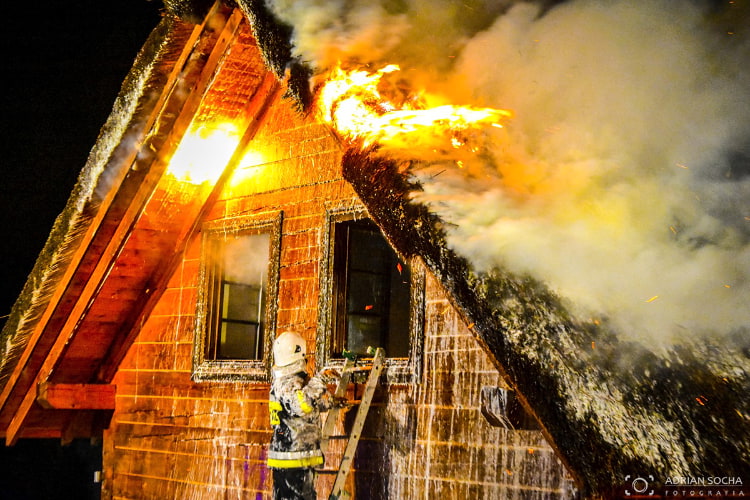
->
[317,64,511,150]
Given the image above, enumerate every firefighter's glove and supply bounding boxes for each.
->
[318,368,341,386]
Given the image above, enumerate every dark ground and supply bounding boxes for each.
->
[0,439,103,500]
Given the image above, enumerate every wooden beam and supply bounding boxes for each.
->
[3,428,62,440]
[37,383,116,410]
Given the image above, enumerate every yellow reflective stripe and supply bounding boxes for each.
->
[267,455,324,469]
[269,400,283,426]
[296,390,313,414]
[269,401,283,410]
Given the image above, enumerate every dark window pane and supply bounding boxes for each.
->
[218,322,261,359]
[347,271,386,315]
[333,219,411,357]
[387,261,411,357]
[347,314,383,354]
[348,227,389,271]
[223,282,262,323]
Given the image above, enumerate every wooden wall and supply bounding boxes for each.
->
[351,273,577,498]
[103,14,575,500]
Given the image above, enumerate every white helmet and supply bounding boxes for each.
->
[273,331,307,368]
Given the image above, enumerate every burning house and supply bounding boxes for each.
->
[1,0,748,498]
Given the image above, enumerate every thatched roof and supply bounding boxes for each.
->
[342,147,750,495]
[234,0,312,107]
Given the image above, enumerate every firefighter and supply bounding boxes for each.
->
[267,331,338,500]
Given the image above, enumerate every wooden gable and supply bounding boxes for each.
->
[0,3,281,445]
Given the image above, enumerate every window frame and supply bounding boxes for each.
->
[316,209,424,384]
[192,212,282,382]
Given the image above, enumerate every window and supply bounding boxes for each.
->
[319,211,423,380]
[193,214,281,381]
[332,219,411,357]
[205,232,269,360]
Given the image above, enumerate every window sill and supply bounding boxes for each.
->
[192,359,270,383]
[322,357,417,385]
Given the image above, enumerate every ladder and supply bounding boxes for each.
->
[321,347,386,500]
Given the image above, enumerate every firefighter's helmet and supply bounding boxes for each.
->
[273,331,307,368]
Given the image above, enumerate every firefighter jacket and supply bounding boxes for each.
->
[268,370,332,469]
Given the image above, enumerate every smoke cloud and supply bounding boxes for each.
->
[268,0,750,345]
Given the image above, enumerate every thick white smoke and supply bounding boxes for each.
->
[268,0,750,345]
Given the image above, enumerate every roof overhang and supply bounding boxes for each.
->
[0,2,282,445]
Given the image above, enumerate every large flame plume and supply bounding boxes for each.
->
[317,63,511,152]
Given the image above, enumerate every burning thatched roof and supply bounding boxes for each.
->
[342,147,750,495]
[248,0,750,492]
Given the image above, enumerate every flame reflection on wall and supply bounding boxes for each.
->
[166,123,272,194]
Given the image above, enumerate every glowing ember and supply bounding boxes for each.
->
[168,122,241,185]
[317,63,511,149]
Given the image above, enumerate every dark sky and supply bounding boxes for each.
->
[0,1,163,326]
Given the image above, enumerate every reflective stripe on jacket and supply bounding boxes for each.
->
[267,449,324,469]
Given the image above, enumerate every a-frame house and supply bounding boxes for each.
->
[1,2,747,499]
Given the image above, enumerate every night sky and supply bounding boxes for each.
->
[0,1,162,497]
